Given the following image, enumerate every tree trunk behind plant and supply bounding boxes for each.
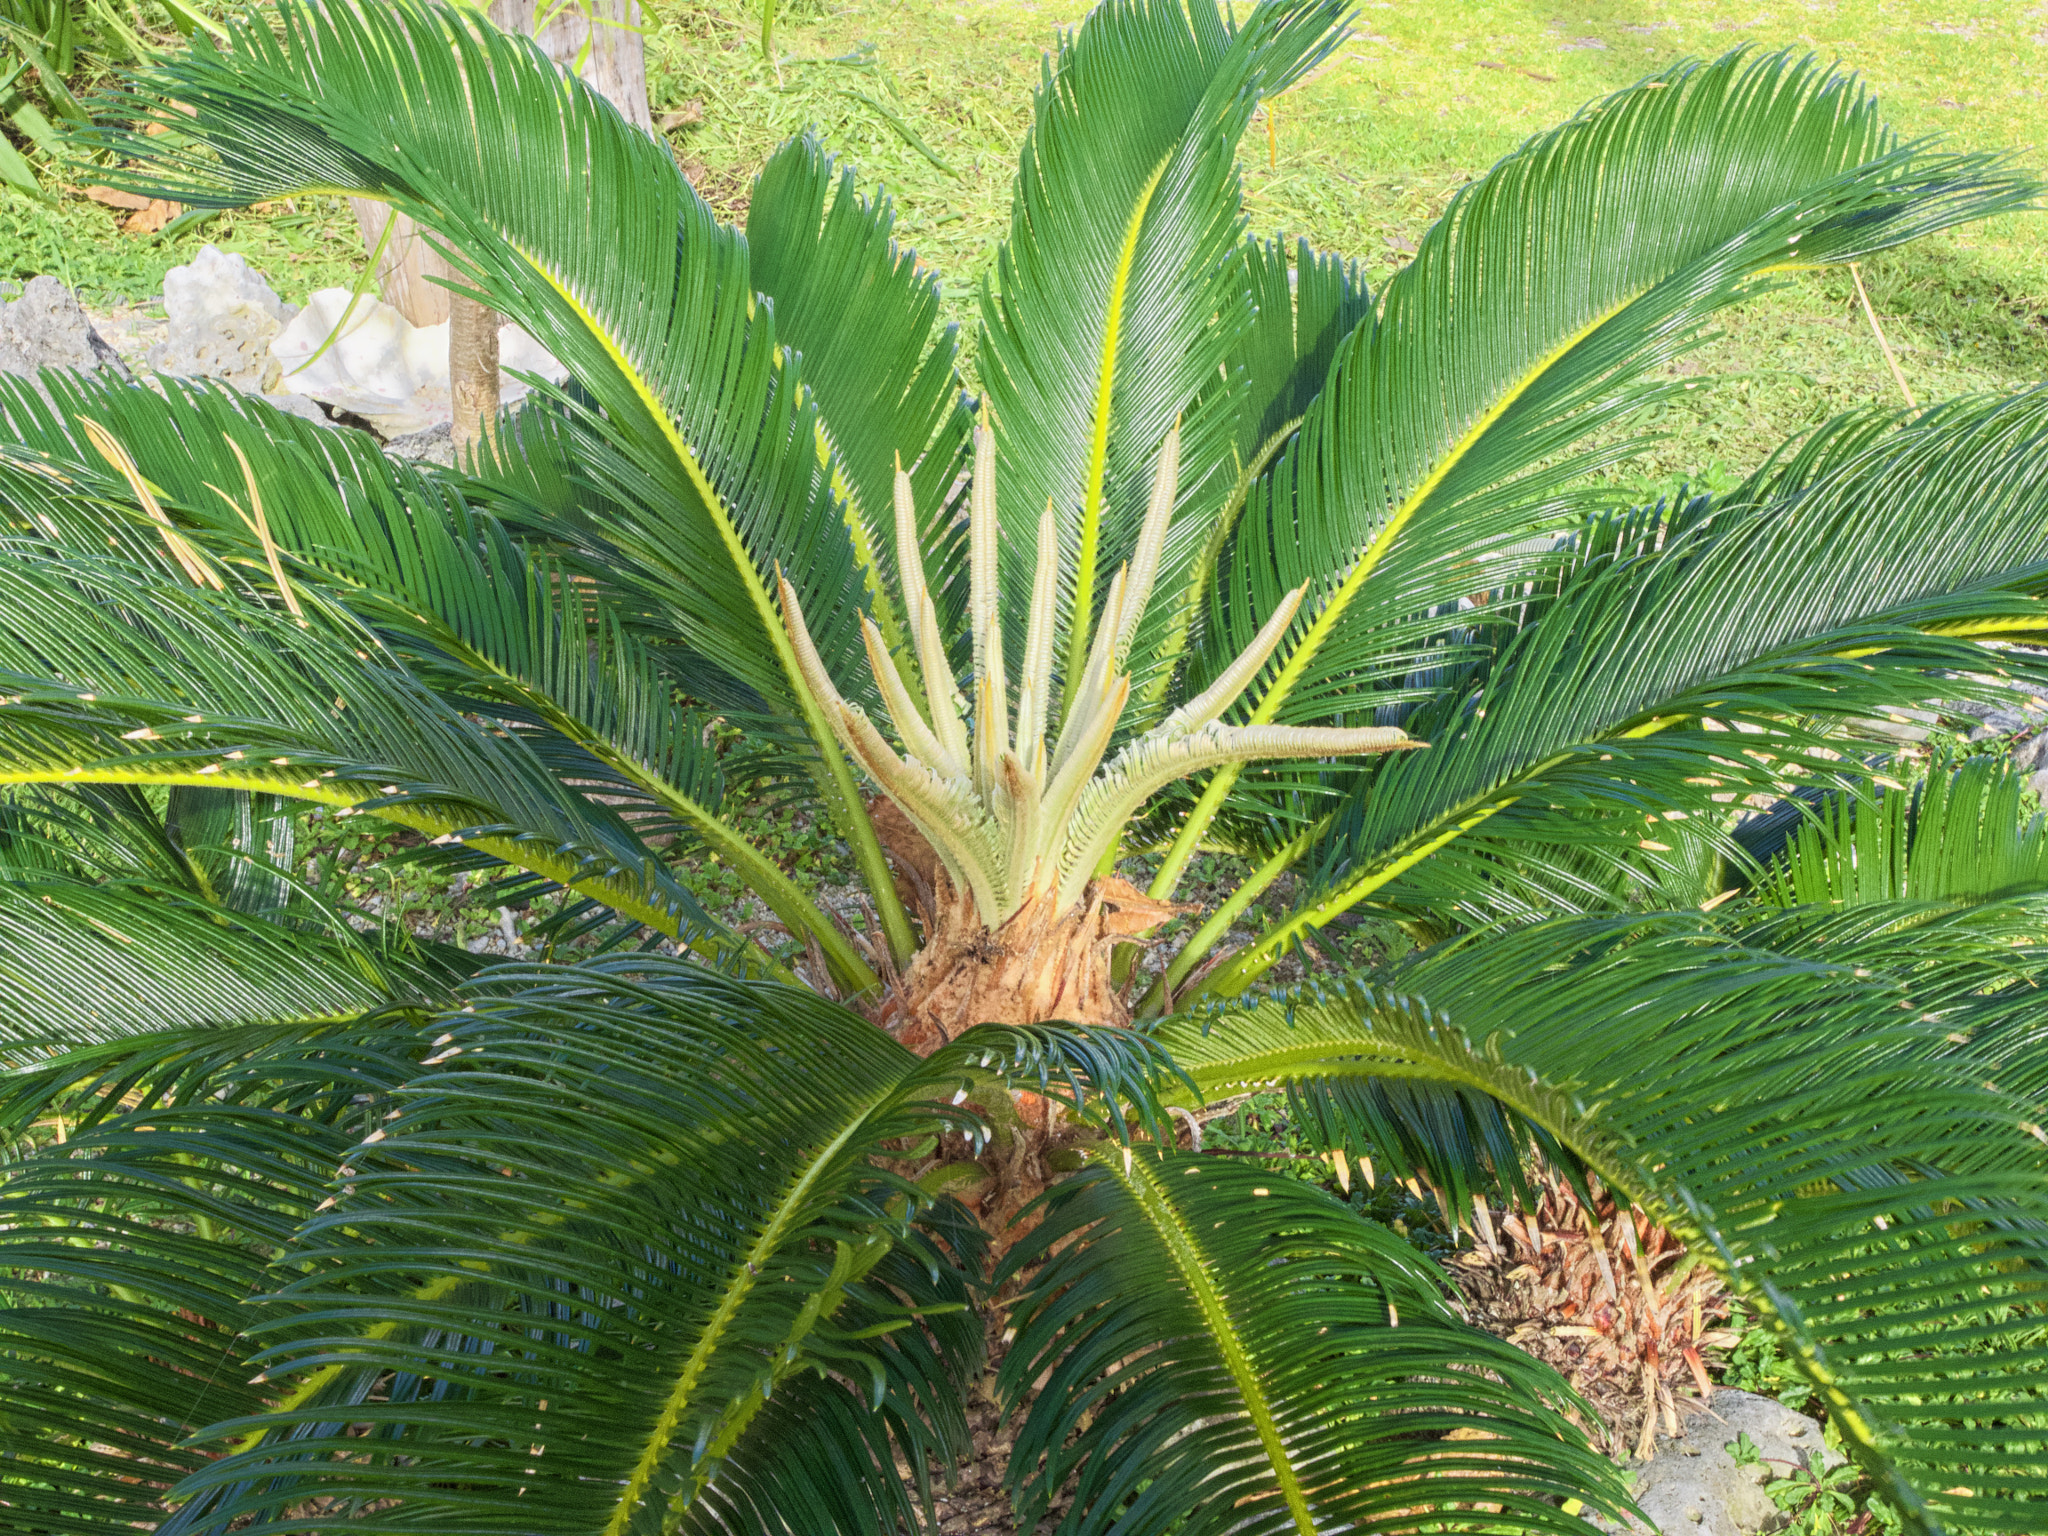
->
[349,0,653,452]
[448,287,501,452]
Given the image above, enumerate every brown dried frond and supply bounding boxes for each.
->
[1447,1172,1736,1462]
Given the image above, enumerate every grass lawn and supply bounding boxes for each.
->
[646,0,2045,488]
[7,0,2042,492]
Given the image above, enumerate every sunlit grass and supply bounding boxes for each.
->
[647,0,2045,482]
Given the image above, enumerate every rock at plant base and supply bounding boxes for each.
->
[270,287,566,440]
[147,245,299,395]
[383,420,455,467]
[1591,1389,1844,1536]
[262,391,337,429]
[0,276,128,381]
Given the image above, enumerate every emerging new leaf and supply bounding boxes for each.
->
[780,424,1417,1039]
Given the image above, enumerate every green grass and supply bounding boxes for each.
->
[7,0,2040,457]
[0,189,365,304]
[646,0,2045,481]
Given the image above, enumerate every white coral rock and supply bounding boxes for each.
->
[270,287,567,438]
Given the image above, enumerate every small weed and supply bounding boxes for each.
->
[1729,1431,1900,1536]
[1722,1307,1817,1411]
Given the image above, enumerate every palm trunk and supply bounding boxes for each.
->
[865,798,1184,1054]
[350,0,653,451]
[448,289,500,455]
[906,1311,1069,1534]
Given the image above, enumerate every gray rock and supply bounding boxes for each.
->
[1596,1390,1843,1536]
[382,420,455,466]
[1942,694,2047,741]
[147,244,299,395]
[1860,704,1937,745]
[258,390,336,429]
[0,276,128,381]
[2011,731,2048,800]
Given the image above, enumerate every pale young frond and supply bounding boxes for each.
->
[1164,583,1306,732]
[776,569,849,723]
[1038,672,1132,882]
[1017,501,1061,764]
[1051,563,1130,780]
[1058,721,1419,905]
[894,455,971,770]
[831,696,1006,915]
[1112,419,1180,669]
[914,587,971,770]
[861,615,953,774]
[793,438,1412,927]
[968,422,1007,726]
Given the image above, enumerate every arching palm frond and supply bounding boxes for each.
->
[2,372,877,989]
[1132,235,1374,721]
[977,0,1348,705]
[0,867,454,1052]
[0,770,467,1054]
[0,959,1172,1536]
[0,488,724,953]
[1752,754,2048,910]
[998,1148,1630,1536]
[0,1011,434,1536]
[1154,48,2037,889]
[1193,390,2048,994]
[745,133,974,673]
[1280,1073,1585,1231]
[1161,917,2048,1534]
[93,0,919,957]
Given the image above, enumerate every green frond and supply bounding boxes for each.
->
[157,963,1152,1535]
[747,133,973,671]
[1225,52,2037,722]
[0,502,723,951]
[1161,917,2048,1533]
[1281,1074,1586,1232]
[1206,390,2048,993]
[1156,49,2038,890]
[1135,236,1371,723]
[0,868,456,1051]
[98,1,844,705]
[92,0,917,960]
[977,0,1349,703]
[998,1147,1631,1535]
[5,372,881,985]
[0,1011,431,1535]
[1752,754,2048,910]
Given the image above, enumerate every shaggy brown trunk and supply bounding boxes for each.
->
[866,798,1184,1051]
[863,800,1185,1233]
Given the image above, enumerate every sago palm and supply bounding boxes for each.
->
[1,0,2047,1531]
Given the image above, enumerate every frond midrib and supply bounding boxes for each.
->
[1106,1149,1317,1536]
[1165,1012,1943,1498]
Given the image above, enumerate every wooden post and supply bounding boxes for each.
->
[349,0,653,456]
[449,281,502,453]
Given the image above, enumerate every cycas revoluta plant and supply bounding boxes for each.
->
[1,1,2047,1531]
